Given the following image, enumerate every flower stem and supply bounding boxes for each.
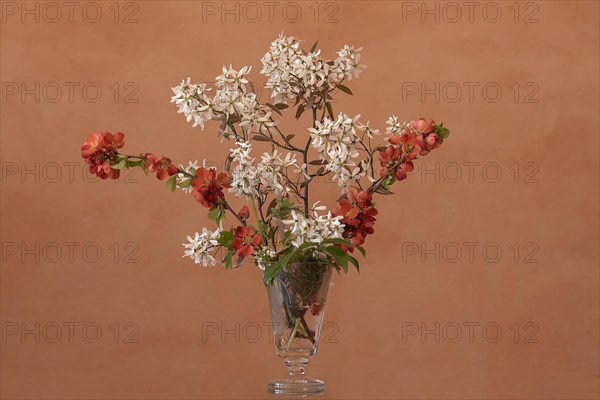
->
[250,197,266,245]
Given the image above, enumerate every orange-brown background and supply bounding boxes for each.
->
[1,1,598,399]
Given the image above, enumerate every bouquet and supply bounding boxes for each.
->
[80,33,450,285]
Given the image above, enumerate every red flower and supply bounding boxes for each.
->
[394,169,407,182]
[102,132,125,151]
[144,153,177,181]
[81,131,125,180]
[332,188,378,251]
[87,152,120,180]
[191,167,230,208]
[379,118,442,180]
[378,145,402,177]
[411,118,434,134]
[390,128,423,161]
[81,132,104,159]
[232,226,261,257]
[424,132,442,152]
[237,205,250,220]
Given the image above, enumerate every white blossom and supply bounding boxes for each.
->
[283,209,344,248]
[358,120,380,139]
[255,247,277,271]
[172,66,269,139]
[325,144,361,189]
[171,78,213,129]
[260,33,365,104]
[182,228,221,267]
[332,45,365,81]
[256,150,299,198]
[306,112,366,190]
[229,141,260,198]
[385,115,402,135]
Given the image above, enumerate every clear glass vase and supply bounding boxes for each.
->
[266,262,333,396]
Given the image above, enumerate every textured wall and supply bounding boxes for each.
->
[1,1,598,399]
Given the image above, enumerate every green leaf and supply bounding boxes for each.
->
[309,40,318,53]
[216,211,224,227]
[225,251,233,270]
[265,198,278,217]
[217,231,234,248]
[179,179,192,188]
[279,247,298,267]
[348,255,360,272]
[325,246,348,273]
[326,101,334,120]
[166,175,177,192]
[309,159,327,166]
[337,84,353,95]
[275,103,289,110]
[207,207,222,221]
[374,185,394,195]
[263,261,282,285]
[129,159,144,168]
[252,135,272,142]
[225,155,233,173]
[112,158,128,170]
[264,242,319,285]
[293,241,316,256]
[273,198,296,219]
[266,102,282,116]
[434,123,450,139]
[295,104,306,119]
[259,221,268,236]
[356,246,366,257]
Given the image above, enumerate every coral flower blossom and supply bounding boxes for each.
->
[144,153,178,181]
[424,133,442,151]
[88,152,120,180]
[191,167,230,208]
[81,131,125,180]
[232,226,261,257]
[378,145,402,177]
[333,188,378,251]
[102,132,125,151]
[411,118,434,134]
[81,132,104,159]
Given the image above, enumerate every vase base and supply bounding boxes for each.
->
[267,377,325,395]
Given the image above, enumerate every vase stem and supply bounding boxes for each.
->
[285,357,308,377]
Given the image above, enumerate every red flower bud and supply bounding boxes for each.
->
[238,205,250,220]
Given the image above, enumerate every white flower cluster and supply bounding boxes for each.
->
[229,141,257,197]
[171,79,212,129]
[333,44,365,81]
[229,141,299,199]
[171,66,273,137]
[260,33,365,104]
[254,247,277,271]
[308,113,376,189]
[283,206,344,248]
[182,228,221,267]
[385,115,408,136]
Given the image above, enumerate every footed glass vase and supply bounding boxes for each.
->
[266,262,333,396]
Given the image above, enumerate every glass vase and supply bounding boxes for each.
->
[266,262,333,395]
